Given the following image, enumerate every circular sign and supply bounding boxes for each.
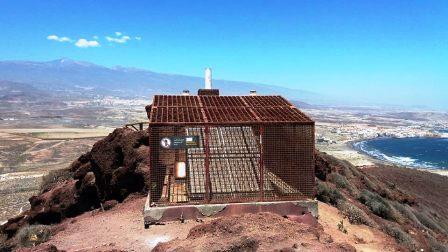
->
[160,137,171,149]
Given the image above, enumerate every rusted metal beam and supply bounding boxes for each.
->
[259,125,264,201]
[204,126,211,203]
[124,122,149,131]
[147,126,152,204]
[148,121,315,126]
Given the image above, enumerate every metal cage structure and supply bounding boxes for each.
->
[147,95,315,206]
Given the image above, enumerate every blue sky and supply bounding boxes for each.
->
[0,0,447,109]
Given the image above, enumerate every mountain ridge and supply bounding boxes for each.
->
[0,58,324,103]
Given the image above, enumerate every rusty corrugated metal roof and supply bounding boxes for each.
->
[148,95,313,125]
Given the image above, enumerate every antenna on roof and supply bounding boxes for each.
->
[205,67,212,89]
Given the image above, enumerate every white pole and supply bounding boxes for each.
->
[205,68,212,89]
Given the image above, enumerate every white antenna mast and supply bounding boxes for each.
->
[205,67,212,89]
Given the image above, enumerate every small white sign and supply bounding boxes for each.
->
[160,137,171,149]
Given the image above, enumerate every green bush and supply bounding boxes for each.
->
[357,190,400,222]
[316,181,344,205]
[383,224,415,250]
[40,169,73,193]
[337,201,376,227]
[15,225,51,247]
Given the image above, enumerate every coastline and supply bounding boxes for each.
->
[352,138,448,177]
[317,138,448,177]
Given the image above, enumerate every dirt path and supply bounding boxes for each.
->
[41,198,398,251]
[45,196,198,251]
[318,202,397,252]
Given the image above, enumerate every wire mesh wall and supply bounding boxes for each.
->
[148,124,314,206]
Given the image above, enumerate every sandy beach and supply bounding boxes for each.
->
[317,141,448,176]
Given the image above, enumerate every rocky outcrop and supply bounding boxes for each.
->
[1,128,149,239]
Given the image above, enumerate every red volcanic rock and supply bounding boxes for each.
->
[73,162,91,180]
[15,244,65,252]
[285,213,318,226]
[154,212,356,251]
[314,152,335,181]
[103,200,119,211]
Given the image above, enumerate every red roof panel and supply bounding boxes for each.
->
[201,96,246,107]
[253,107,311,122]
[153,95,200,107]
[148,95,313,125]
[151,107,203,123]
[204,107,258,123]
[242,95,292,107]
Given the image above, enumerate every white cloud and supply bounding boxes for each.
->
[47,34,72,42]
[47,32,139,48]
[106,34,131,44]
[75,38,100,48]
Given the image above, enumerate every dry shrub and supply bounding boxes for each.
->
[337,201,376,227]
[15,225,51,247]
[390,201,424,229]
[345,160,363,178]
[328,173,359,197]
[316,181,344,205]
[357,190,401,222]
[0,231,6,243]
[40,169,73,193]
[382,223,415,250]
[413,210,446,235]
[0,231,10,251]
[427,234,448,252]
[328,173,350,189]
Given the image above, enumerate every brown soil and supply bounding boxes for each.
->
[154,211,356,252]
[39,195,197,251]
[25,198,360,252]
[9,196,359,252]
[318,202,397,252]
[363,165,448,221]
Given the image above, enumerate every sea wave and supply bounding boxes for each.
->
[353,140,438,169]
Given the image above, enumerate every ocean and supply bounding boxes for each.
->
[353,137,448,170]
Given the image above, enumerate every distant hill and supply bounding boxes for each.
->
[0,80,51,102]
[0,58,324,103]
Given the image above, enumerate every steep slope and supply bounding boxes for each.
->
[315,152,448,251]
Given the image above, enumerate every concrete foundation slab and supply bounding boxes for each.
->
[143,194,318,228]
